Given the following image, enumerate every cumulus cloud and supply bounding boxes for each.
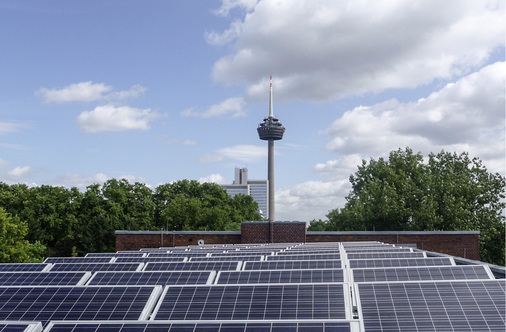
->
[36,81,146,103]
[209,0,504,101]
[325,61,505,173]
[77,105,158,133]
[200,145,266,163]
[181,97,245,118]
[7,166,32,179]
[199,173,226,184]
[212,0,259,16]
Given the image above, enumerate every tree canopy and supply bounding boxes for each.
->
[309,148,505,266]
[0,179,262,259]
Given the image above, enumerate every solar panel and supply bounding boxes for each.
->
[266,253,341,261]
[85,253,145,258]
[356,280,506,331]
[189,255,263,262]
[0,321,43,332]
[352,265,494,282]
[152,283,348,320]
[348,257,454,268]
[0,264,50,273]
[114,257,185,263]
[45,321,357,331]
[143,261,241,271]
[344,248,412,253]
[216,269,345,284]
[44,258,113,264]
[87,271,213,286]
[48,263,142,273]
[0,286,162,327]
[0,272,90,286]
[243,260,343,270]
[347,252,424,259]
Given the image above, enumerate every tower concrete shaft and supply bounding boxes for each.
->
[268,139,275,221]
[257,76,285,221]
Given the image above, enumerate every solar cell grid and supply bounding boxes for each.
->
[143,261,240,271]
[87,271,213,286]
[0,286,161,328]
[216,269,345,284]
[44,258,113,264]
[266,254,341,261]
[357,280,506,332]
[85,253,145,258]
[243,260,342,270]
[48,263,142,273]
[45,321,355,331]
[153,283,347,321]
[0,322,43,332]
[189,256,263,262]
[0,264,49,273]
[114,257,185,263]
[352,265,493,282]
[0,272,89,286]
[349,257,454,268]
[346,252,424,259]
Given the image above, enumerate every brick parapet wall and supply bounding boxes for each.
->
[306,231,480,260]
[115,226,480,260]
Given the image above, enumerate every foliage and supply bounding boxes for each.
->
[0,208,45,263]
[325,148,506,265]
[0,178,261,259]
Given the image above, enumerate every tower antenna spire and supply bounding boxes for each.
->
[269,75,273,118]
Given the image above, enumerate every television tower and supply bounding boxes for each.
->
[257,76,285,221]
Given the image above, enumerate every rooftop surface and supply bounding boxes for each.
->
[0,241,504,331]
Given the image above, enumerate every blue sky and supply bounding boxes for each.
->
[1,0,504,222]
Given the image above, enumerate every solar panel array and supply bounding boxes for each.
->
[0,240,503,331]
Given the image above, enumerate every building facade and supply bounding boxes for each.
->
[220,167,268,219]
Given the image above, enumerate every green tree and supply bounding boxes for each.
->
[327,148,505,265]
[0,208,45,263]
[154,180,261,231]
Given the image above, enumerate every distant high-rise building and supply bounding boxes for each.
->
[220,167,268,219]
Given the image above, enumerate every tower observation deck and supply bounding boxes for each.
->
[257,76,284,222]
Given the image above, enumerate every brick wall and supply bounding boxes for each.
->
[115,225,480,260]
[306,231,480,260]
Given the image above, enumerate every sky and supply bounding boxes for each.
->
[0,0,504,222]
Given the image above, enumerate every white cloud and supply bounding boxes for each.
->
[199,173,226,184]
[0,121,29,135]
[212,0,259,16]
[36,81,146,104]
[210,0,505,101]
[182,97,245,118]
[0,158,8,168]
[7,166,32,179]
[77,105,158,133]
[325,61,505,174]
[200,145,266,163]
[276,179,350,221]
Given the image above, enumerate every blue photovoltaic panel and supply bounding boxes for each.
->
[44,258,113,264]
[347,252,424,259]
[358,280,506,332]
[277,250,341,255]
[349,257,453,268]
[266,254,341,261]
[144,261,240,271]
[344,248,412,253]
[45,321,354,331]
[85,253,145,258]
[0,272,88,286]
[49,263,141,273]
[243,260,342,270]
[216,269,344,284]
[114,257,185,263]
[189,256,263,262]
[352,265,492,282]
[88,271,212,286]
[0,286,160,327]
[0,264,49,273]
[0,322,42,332]
[153,283,347,320]
[147,253,208,257]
